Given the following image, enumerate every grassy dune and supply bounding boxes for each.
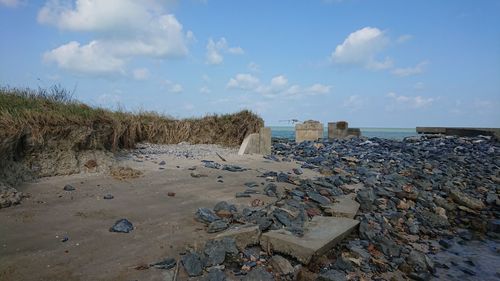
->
[0,86,263,159]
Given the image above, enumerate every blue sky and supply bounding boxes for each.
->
[1,0,499,127]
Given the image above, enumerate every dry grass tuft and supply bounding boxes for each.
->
[110,166,143,180]
[0,86,264,160]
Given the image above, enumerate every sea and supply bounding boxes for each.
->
[271,126,418,140]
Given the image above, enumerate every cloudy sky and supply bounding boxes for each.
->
[1,0,499,127]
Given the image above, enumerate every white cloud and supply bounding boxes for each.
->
[306,83,331,95]
[39,0,191,75]
[227,73,331,99]
[414,82,425,90]
[206,37,244,65]
[387,92,434,108]
[396,34,413,43]
[132,68,149,80]
[183,103,195,111]
[199,86,211,94]
[0,0,23,7]
[43,41,125,75]
[331,27,390,70]
[392,60,429,77]
[248,62,260,72]
[270,75,288,89]
[227,73,260,90]
[343,95,365,111]
[163,79,184,93]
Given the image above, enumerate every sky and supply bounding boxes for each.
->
[1,0,499,128]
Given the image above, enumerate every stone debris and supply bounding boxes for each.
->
[63,184,75,191]
[109,218,134,233]
[0,183,23,208]
[150,257,176,270]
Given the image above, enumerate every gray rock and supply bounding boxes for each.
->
[109,219,134,233]
[236,192,251,198]
[196,208,221,224]
[103,194,114,200]
[317,269,347,281]
[63,184,75,191]
[356,188,376,211]
[203,238,238,266]
[269,255,294,275]
[150,257,176,270]
[0,184,23,208]
[449,189,485,210]
[208,220,229,233]
[243,266,274,281]
[204,268,226,281]
[306,191,331,205]
[182,252,204,277]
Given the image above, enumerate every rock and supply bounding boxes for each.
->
[236,192,251,198]
[243,266,274,281]
[356,189,376,211]
[488,219,500,233]
[323,196,360,219]
[449,189,485,210]
[208,220,229,233]
[293,168,303,175]
[150,258,176,270]
[204,238,238,266]
[406,250,434,273]
[317,269,347,281]
[63,184,75,191]
[196,208,221,224]
[215,224,261,251]
[269,255,294,275]
[103,194,114,200]
[159,160,166,165]
[306,191,331,205]
[181,252,204,277]
[109,219,134,233]
[222,165,246,172]
[264,183,278,197]
[204,268,226,281]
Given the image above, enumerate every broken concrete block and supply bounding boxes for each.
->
[259,127,272,155]
[328,122,348,139]
[238,133,260,155]
[295,120,323,143]
[260,217,359,264]
[215,224,261,251]
[269,255,294,275]
[347,128,361,137]
[323,196,360,219]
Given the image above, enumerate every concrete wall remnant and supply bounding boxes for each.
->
[295,120,323,143]
[328,121,361,139]
[238,127,272,155]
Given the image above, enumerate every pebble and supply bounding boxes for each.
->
[109,219,134,233]
[63,184,75,191]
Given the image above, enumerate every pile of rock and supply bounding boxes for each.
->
[187,134,499,280]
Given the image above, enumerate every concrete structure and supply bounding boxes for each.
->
[322,196,360,219]
[215,224,261,250]
[259,127,272,155]
[238,127,272,155]
[295,120,323,143]
[260,216,359,264]
[416,127,500,140]
[328,121,362,139]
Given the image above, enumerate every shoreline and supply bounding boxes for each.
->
[0,135,499,280]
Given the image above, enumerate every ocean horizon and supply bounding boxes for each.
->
[270,126,418,140]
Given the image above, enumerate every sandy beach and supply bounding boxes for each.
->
[0,147,320,281]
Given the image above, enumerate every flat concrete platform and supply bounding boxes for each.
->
[416,127,500,139]
[323,196,360,219]
[260,216,359,264]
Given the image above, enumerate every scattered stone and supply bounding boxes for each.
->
[317,269,347,281]
[159,160,166,165]
[236,192,251,198]
[150,257,176,270]
[242,266,274,281]
[195,208,221,224]
[449,189,485,210]
[216,224,261,251]
[103,194,114,200]
[182,252,204,277]
[109,218,134,233]
[208,220,229,233]
[204,268,226,281]
[63,184,75,191]
[0,184,23,208]
[269,255,294,275]
[167,192,175,197]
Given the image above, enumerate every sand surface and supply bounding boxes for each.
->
[0,151,319,281]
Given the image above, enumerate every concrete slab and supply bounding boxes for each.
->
[238,133,260,155]
[323,196,360,219]
[260,216,359,264]
[215,224,261,251]
[259,127,272,155]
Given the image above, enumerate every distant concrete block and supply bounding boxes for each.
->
[295,120,323,143]
[328,122,348,139]
[215,224,261,250]
[238,133,260,155]
[259,127,272,155]
[347,128,361,138]
[260,216,359,264]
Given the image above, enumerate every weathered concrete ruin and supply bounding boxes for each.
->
[328,121,361,139]
[238,127,272,155]
[295,120,324,143]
